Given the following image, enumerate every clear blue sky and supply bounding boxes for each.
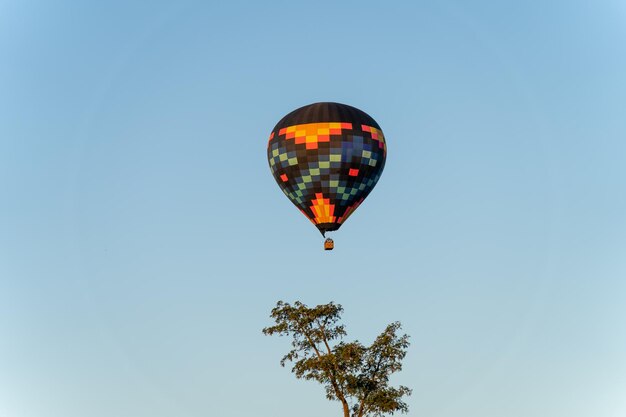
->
[1,1,625,416]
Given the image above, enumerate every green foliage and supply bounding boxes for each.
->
[263,301,411,417]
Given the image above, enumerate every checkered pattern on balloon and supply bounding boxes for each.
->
[268,120,386,236]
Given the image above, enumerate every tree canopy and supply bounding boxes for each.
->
[263,301,411,417]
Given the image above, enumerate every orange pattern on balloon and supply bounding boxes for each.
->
[309,193,336,224]
[278,122,353,149]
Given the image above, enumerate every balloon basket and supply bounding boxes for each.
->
[324,238,334,251]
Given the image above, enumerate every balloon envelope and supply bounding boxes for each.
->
[267,102,387,236]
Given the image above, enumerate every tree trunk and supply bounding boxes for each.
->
[342,399,350,417]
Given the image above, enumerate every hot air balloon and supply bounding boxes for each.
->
[267,102,387,250]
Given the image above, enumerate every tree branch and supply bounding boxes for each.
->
[300,324,350,417]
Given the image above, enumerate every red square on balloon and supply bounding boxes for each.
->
[280,174,288,182]
[348,168,359,177]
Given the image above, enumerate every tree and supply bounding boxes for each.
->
[262,301,411,417]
